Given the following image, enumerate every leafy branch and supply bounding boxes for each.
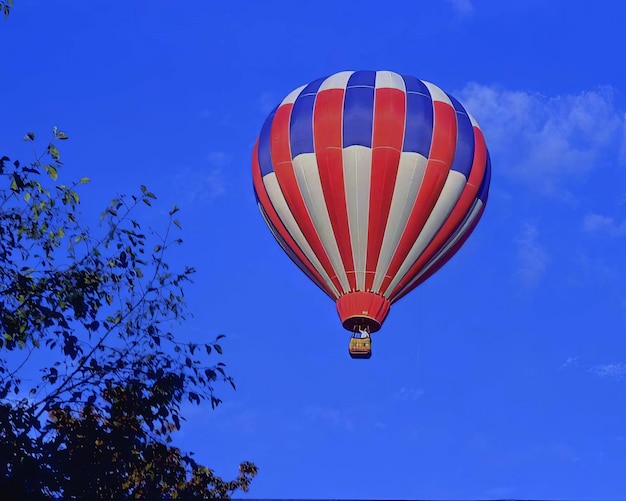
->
[0,129,257,498]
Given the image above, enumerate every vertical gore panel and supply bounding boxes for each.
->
[313,87,356,290]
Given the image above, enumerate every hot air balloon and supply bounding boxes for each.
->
[252,70,491,359]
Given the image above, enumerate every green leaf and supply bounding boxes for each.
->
[48,165,58,180]
[23,131,35,142]
[23,192,31,202]
[48,145,60,161]
[79,177,90,184]
[214,344,223,355]
[173,219,182,230]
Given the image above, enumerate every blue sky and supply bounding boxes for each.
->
[2,1,626,498]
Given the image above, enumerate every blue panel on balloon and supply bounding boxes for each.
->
[342,72,375,148]
[448,94,475,178]
[258,107,277,177]
[347,70,376,88]
[401,75,433,156]
[477,152,491,202]
[402,74,429,95]
[290,77,325,157]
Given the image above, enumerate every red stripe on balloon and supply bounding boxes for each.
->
[388,126,488,299]
[269,104,344,293]
[252,140,336,298]
[364,87,406,291]
[393,198,487,302]
[378,100,457,294]
[313,88,356,291]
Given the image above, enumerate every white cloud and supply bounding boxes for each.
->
[393,387,424,401]
[447,0,474,15]
[619,113,626,166]
[458,84,624,199]
[558,356,580,371]
[556,357,626,382]
[172,153,228,207]
[573,253,616,286]
[589,363,626,380]
[303,405,391,432]
[185,169,225,205]
[556,357,626,381]
[207,151,230,168]
[515,223,549,287]
[304,405,353,431]
[583,213,626,236]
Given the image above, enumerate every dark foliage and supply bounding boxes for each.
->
[0,130,257,498]
[0,0,12,18]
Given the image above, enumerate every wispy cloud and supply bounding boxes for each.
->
[447,0,474,15]
[393,387,424,401]
[558,356,580,371]
[172,153,228,207]
[559,357,626,381]
[458,84,624,200]
[583,213,626,237]
[619,113,626,166]
[175,399,259,439]
[589,363,626,380]
[572,253,617,287]
[305,405,353,431]
[207,151,230,168]
[515,223,549,287]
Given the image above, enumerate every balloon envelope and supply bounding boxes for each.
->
[252,70,491,332]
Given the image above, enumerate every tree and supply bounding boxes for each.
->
[0,129,257,499]
[1,0,12,18]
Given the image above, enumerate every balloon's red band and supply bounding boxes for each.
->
[336,291,391,333]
